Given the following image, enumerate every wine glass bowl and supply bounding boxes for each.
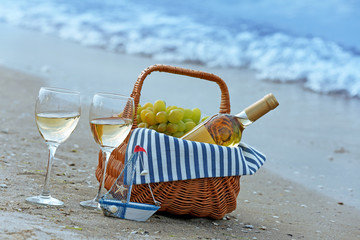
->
[80,93,134,209]
[26,87,81,206]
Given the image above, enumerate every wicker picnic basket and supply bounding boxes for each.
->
[95,64,241,219]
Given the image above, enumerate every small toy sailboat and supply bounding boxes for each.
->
[99,145,160,221]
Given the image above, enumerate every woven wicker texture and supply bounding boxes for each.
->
[95,64,241,219]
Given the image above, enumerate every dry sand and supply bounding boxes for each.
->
[1,66,360,240]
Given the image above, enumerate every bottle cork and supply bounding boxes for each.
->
[244,93,279,122]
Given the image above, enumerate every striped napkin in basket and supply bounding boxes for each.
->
[124,128,266,185]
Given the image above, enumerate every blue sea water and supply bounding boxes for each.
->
[1,0,360,97]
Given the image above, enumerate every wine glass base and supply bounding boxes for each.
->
[80,199,101,210]
[26,195,64,206]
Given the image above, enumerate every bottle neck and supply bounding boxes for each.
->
[235,93,279,124]
[234,111,253,127]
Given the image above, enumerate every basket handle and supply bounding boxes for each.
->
[130,64,231,128]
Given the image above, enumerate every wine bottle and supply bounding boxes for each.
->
[181,93,279,147]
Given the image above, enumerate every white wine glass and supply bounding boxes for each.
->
[80,93,134,209]
[26,87,81,206]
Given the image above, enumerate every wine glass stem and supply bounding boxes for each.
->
[94,150,111,202]
[41,142,59,197]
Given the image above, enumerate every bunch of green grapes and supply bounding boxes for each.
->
[136,100,204,138]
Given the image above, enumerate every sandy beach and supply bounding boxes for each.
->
[1,24,360,239]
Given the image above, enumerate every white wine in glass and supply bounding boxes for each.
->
[80,93,134,210]
[26,87,81,206]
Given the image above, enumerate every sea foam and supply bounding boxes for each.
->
[1,0,359,97]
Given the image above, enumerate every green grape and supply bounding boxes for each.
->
[138,122,148,128]
[168,109,184,123]
[140,109,152,122]
[155,111,168,123]
[138,100,203,138]
[173,131,185,138]
[185,121,196,132]
[167,122,178,133]
[191,108,201,123]
[142,102,153,109]
[166,105,178,114]
[183,108,193,119]
[149,124,158,131]
[183,118,194,123]
[136,114,142,123]
[201,116,209,122]
[153,100,166,113]
[137,104,143,115]
[157,123,167,133]
[177,120,186,132]
[144,111,156,126]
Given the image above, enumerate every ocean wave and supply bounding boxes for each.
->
[1,0,360,97]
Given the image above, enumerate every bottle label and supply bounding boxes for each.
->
[205,115,242,147]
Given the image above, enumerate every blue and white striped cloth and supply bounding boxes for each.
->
[125,128,266,185]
